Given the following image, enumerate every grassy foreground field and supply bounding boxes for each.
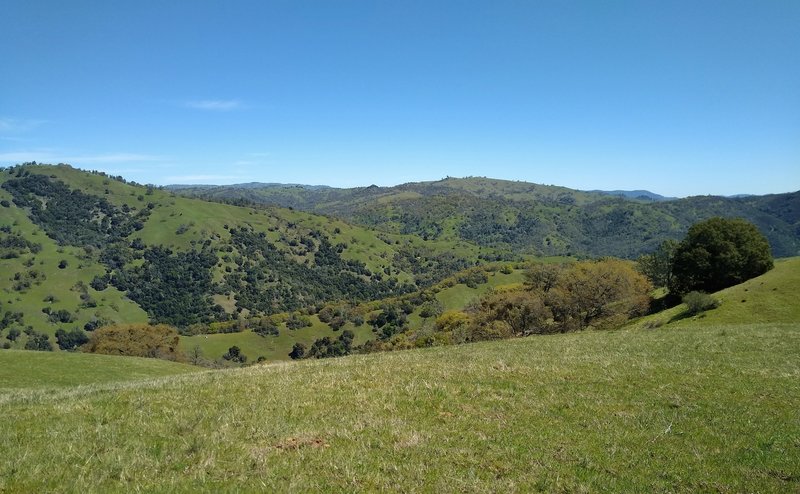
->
[0,350,200,392]
[2,320,798,492]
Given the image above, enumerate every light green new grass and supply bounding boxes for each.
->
[629,257,800,330]
[180,316,375,362]
[0,184,147,342]
[437,269,526,311]
[1,322,798,492]
[0,350,199,391]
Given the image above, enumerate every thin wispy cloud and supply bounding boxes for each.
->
[184,99,243,111]
[0,151,164,165]
[65,153,164,163]
[0,117,48,133]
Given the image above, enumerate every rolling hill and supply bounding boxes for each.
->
[0,163,486,354]
[2,162,798,363]
[1,258,797,492]
[172,177,800,259]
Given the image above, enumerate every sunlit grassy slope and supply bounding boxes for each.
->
[179,315,376,362]
[0,349,199,391]
[185,267,528,362]
[627,256,800,330]
[1,261,798,492]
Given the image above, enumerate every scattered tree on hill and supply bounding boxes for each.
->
[369,304,408,339]
[636,239,677,288]
[188,345,207,366]
[222,345,247,363]
[286,312,312,330]
[83,324,182,361]
[252,317,280,336]
[48,309,74,324]
[24,331,53,351]
[669,217,773,295]
[418,299,444,319]
[289,342,306,360]
[307,330,354,358]
[55,328,89,351]
[544,258,652,331]
[6,327,21,342]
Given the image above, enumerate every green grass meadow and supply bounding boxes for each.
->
[0,350,199,392]
[1,258,799,491]
[1,322,798,492]
[180,316,376,363]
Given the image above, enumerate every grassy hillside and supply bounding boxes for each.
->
[1,260,798,492]
[1,325,797,491]
[0,350,199,392]
[179,315,376,363]
[628,257,800,330]
[178,265,528,362]
[0,164,485,350]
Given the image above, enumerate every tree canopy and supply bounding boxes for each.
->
[83,324,182,361]
[669,217,773,295]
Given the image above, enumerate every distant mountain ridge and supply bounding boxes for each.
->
[587,189,677,202]
[171,176,800,259]
[169,182,678,203]
[167,182,333,191]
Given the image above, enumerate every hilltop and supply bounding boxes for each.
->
[1,259,798,492]
[172,176,800,259]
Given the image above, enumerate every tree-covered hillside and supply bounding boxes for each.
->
[173,177,800,258]
[0,164,483,341]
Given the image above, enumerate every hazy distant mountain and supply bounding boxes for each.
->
[587,190,677,202]
[166,182,332,191]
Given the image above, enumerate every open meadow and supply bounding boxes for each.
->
[1,260,798,492]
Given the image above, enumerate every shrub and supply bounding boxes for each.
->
[286,313,312,330]
[55,328,89,351]
[682,291,720,316]
[24,331,53,351]
[289,342,306,360]
[222,345,247,363]
[83,324,182,360]
[6,327,21,341]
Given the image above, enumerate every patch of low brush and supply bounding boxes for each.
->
[682,291,720,316]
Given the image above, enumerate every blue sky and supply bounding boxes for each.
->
[1,1,798,196]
